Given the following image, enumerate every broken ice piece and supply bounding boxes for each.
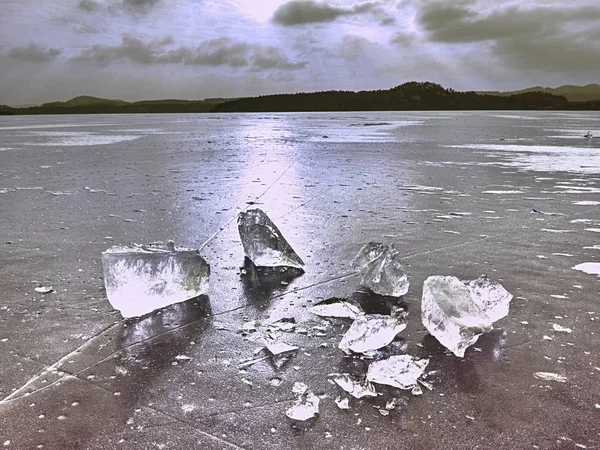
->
[238,209,304,269]
[338,313,407,354]
[552,324,573,333]
[534,372,567,383]
[335,397,350,410]
[292,382,308,396]
[351,242,409,297]
[285,391,320,421]
[366,355,429,390]
[101,242,210,318]
[263,337,299,356]
[331,374,377,398]
[411,385,423,396]
[310,297,364,319]
[34,286,53,294]
[266,317,296,332]
[421,275,512,357]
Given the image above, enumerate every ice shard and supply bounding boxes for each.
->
[331,374,377,398]
[263,337,299,356]
[310,297,364,319]
[238,209,304,269]
[366,355,429,390]
[351,243,409,297]
[338,313,407,354]
[102,242,210,318]
[286,382,320,421]
[421,275,513,357]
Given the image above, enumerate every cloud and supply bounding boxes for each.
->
[390,32,412,47]
[73,36,307,70]
[415,1,600,73]
[7,43,62,63]
[272,0,380,26]
[417,2,600,43]
[122,0,161,13]
[77,0,161,14]
[77,0,100,12]
[494,34,600,73]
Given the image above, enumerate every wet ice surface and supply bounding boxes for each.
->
[1,111,600,449]
[101,242,210,318]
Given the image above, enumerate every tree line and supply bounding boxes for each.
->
[2,82,599,115]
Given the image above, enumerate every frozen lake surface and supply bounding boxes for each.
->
[1,111,599,449]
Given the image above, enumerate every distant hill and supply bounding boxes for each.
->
[213,81,572,112]
[479,84,600,102]
[2,83,599,115]
[40,96,128,108]
[1,96,236,115]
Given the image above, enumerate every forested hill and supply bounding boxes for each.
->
[2,82,600,115]
[213,82,573,112]
[0,97,231,115]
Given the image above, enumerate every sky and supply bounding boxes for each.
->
[0,0,599,104]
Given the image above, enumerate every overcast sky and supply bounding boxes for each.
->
[1,0,599,104]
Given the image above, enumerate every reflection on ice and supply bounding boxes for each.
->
[446,143,600,174]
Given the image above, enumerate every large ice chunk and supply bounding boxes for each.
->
[238,209,304,269]
[421,275,512,357]
[351,243,409,297]
[102,242,210,318]
[367,355,429,390]
[338,312,407,354]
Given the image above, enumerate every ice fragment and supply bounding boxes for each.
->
[331,374,377,398]
[534,372,567,383]
[263,337,299,356]
[310,297,364,319]
[292,382,308,396]
[421,275,512,357]
[367,355,429,390]
[101,242,210,318]
[552,324,572,333]
[351,243,409,297]
[34,286,53,294]
[286,383,319,421]
[335,397,350,409]
[238,209,304,269]
[338,313,407,354]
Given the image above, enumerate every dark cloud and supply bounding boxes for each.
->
[77,0,160,14]
[494,34,600,73]
[416,1,600,73]
[272,0,380,26]
[77,0,100,12]
[73,36,307,71]
[122,0,161,13]
[390,32,412,47]
[417,2,600,43]
[7,43,62,62]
